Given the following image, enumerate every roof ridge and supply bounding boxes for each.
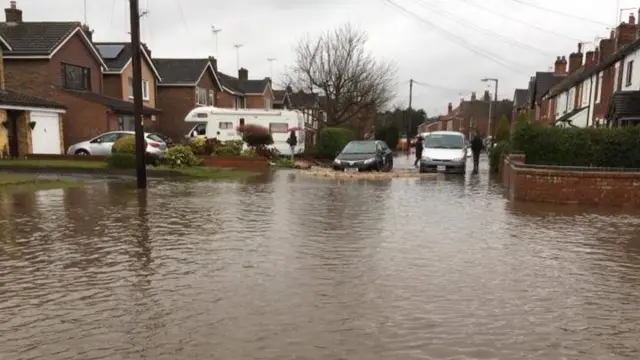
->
[47,22,80,53]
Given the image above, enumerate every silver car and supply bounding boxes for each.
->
[66,131,167,157]
[419,131,468,174]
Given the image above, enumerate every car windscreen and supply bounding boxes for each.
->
[423,134,464,149]
[341,141,377,154]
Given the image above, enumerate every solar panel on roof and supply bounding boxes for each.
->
[96,44,124,59]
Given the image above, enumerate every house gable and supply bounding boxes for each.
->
[96,42,161,81]
[154,58,220,89]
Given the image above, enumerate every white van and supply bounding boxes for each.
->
[184,107,305,155]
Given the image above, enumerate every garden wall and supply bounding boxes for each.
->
[501,153,640,207]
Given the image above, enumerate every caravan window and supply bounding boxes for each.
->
[193,123,206,136]
[219,122,233,129]
[269,122,289,133]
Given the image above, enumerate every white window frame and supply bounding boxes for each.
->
[269,122,289,133]
[219,121,233,129]
[128,77,150,101]
[195,87,207,106]
[596,73,603,103]
[208,89,215,106]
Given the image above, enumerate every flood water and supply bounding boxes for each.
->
[1,157,640,359]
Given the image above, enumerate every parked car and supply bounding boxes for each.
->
[150,132,176,147]
[332,140,394,172]
[66,131,167,157]
[419,131,467,174]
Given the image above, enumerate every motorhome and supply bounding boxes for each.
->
[184,107,305,155]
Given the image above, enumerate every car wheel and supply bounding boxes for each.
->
[387,158,393,172]
[75,149,89,155]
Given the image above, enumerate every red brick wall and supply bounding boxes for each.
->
[103,74,122,99]
[217,91,237,108]
[501,153,640,207]
[156,86,195,142]
[246,94,266,109]
[199,155,268,171]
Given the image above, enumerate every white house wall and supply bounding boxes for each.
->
[621,49,640,90]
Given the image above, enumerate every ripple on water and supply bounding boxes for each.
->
[1,159,640,359]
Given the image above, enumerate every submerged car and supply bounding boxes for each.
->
[66,131,167,157]
[419,131,467,174]
[332,140,394,172]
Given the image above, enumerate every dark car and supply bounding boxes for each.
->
[332,140,394,172]
[151,132,175,147]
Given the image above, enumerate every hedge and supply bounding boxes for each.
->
[315,127,356,159]
[511,122,640,168]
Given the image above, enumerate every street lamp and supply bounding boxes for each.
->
[481,78,498,142]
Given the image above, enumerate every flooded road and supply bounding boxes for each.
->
[1,156,640,359]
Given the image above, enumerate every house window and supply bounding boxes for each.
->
[117,116,135,131]
[195,87,207,106]
[269,122,289,133]
[128,78,150,101]
[219,121,233,129]
[208,89,215,106]
[596,73,603,103]
[626,60,634,86]
[235,96,245,109]
[61,63,90,90]
[265,97,272,110]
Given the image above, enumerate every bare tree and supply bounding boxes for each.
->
[283,23,397,127]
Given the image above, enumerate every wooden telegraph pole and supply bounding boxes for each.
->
[129,0,147,189]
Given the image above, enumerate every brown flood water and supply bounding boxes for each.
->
[1,157,640,359]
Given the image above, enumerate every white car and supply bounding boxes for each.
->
[67,131,167,157]
[419,131,468,174]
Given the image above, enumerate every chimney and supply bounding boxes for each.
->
[483,90,491,101]
[553,56,567,75]
[598,38,614,63]
[615,14,638,50]
[208,56,217,72]
[81,24,93,42]
[447,102,453,115]
[471,92,476,101]
[5,1,21,23]
[238,67,248,80]
[0,46,5,91]
[585,50,595,66]
[568,43,584,73]
[286,85,293,93]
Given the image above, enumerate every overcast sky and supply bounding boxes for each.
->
[15,0,622,116]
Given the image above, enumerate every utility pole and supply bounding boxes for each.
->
[83,0,87,24]
[211,26,221,54]
[129,0,147,189]
[267,58,277,80]
[234,44,243,71]
[481,78,498,143]
[407,79,413,156]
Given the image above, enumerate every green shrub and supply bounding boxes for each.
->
[204,138,221,155]
[237,124,274,147]
[163,145,202,168]
[213,140,243,156]
[276,158,295,168]
[112,135,136,154]
[375,123,400,150]
[315,127,356,159]
[511,122,640,168]
[106,153,136,168]
[489,140,511,173]
[189,137,206,155]
[494,115,510,143]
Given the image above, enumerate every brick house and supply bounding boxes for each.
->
[217,68,274,109]
[0,1,160,149]
[152,57,222,141]
[511,88,528,122]
[542,14,637,128]
[0,47,67,156]
[94,42,162,131]
[440,91,513,139]
[287,88,325,147]
[273,89,291,109]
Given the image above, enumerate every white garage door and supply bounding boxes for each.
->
[30,111,62,154]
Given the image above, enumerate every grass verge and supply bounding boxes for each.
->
[0,173,81,192]
[0,159,256,180]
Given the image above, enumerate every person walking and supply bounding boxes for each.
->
[470,132,483,174]
[414,136,424,167]
[286,130,297,160]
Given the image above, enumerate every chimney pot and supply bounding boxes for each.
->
[483,90,491,101]
[568,51,584,73]
[577,42,583,53]
[471,92,476,101]
[5,0,21,22]
[630,12,636,25]
[208,56,217,72]
[554,55,567,75]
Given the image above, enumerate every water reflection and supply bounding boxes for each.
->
[1,160,640,359]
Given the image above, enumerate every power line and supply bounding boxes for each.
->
[508,0,610,26]
[408,79,477,94]
[460,0,583,42]
[382,0,527,73]
[410,0,554,56]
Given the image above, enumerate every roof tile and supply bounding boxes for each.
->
[0,21,78,55]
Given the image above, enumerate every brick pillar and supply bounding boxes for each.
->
[58,114,65,154]
[0,110,7,156]
[17,111,32,155]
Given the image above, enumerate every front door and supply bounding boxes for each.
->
[6,111,20,157]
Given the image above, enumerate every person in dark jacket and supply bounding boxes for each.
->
[470,132,484,173]
[286,131,297,160]
[414,136,424,167]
